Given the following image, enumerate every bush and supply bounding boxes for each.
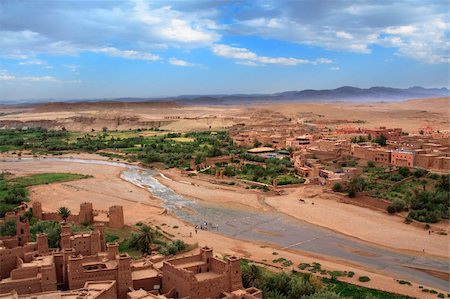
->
[386,205,396,214]
[367,161,375,168]
[0,220,16,236]
[347,190,356,198]
[358,276,370,282]
[391,199,406,212]
[332,183,343,192]
[414,168,428,178]
[398,167,410,177]
[389,174,403,182]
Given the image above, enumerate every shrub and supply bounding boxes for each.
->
[386,205,396,214]
[398,167,410,177]
[414,168,428,178]
[389,174,403,182]
[0,220,16,236]
[391,199,406,212]
[367,161,375,168]
[358,276,370,282]
[348,190,356,198]
[332,183,343,192]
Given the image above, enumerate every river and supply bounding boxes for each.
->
[3,157,449,291]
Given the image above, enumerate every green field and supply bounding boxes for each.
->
[9,173,91,187]
[0,172,90,217]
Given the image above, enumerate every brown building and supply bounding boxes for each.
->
[391,150,415,167]
[2,203,260,299]
[0,280,117,299]
[161,247,243,299]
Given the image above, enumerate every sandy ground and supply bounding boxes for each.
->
[1,159,448,298]
[263,99,449,132]
[1,98,448,133]
[159,169,449,259]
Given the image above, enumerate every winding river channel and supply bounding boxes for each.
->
[3,158,449,291]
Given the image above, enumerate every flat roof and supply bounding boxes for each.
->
[175,261,205,269]
[132,268,159,280]
[195,271,222,281]
[247,147,275,153]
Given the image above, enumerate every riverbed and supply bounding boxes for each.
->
[3,157,449,291]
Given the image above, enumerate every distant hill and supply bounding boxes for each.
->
[1,86,448,106]
[31,100,181,112]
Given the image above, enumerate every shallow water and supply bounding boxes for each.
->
[4,157,449,290]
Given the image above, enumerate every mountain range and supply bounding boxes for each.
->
[1,86,448,106]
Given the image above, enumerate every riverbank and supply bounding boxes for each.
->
[157,168,449,259]
[0,158,448,298]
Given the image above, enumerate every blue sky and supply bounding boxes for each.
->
[0,0,448,101]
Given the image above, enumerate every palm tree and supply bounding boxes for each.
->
[58,206,71,222]
[131,225,156,254]
[242,264,262,288]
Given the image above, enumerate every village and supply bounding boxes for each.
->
[0,201,262,299]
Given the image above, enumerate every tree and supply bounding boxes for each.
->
[398,167,410,177]
[288,275,316,298]
[30,220,61,248]
[374,134,387,146]
[367,133,372,141]
[0,220,16,236]
[264,272,291,296]
[348,177,367,195]
[130,224,156,254]
[436,174,450,192]
[242,264,263,288]
[389,199,406,213]
[4,186,27,205]
[58,206,71,222]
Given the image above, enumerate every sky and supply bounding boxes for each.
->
[0,0,449,101]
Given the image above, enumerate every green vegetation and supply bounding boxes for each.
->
[325,279,413,299]
[362,166,449,223]
[1,128,307,186]
[374,134,387,146]
[235,156,303,185]
[30,220,61,248]
[358,276,371,282]
[0,220,16,236]
[0,172,89,217]
[242,259,413,299]
[58,206,71,222]
[118,223,188,257]
[9,173,90,187]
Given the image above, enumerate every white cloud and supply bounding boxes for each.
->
[132,1,219,45]
[315,58,332,64]
[0,69,16,81]
[330,66,340,71]
[18,59,46,65]
[336,31,353,39]
[212,44,331,66]
[230,2,449,63]
[168,57,194,67]
[384,26,416,35]
[22,76,58,82]
[0,68,77,83]
[0,1,448,65]
[95,47,160,61]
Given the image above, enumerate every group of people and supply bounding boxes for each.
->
[194,221,219,234]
